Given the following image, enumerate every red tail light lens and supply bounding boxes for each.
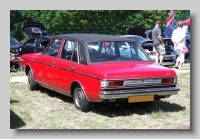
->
[109,81,124,86]
[162,78,174,83]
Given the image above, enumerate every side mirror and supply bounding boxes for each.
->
[140,43,145,47]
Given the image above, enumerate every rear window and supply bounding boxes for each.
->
[87,41,150,63]
[10,37,20,45]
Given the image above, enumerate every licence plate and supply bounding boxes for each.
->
[128,95,154,103]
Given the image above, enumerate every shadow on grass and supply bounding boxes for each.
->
[10,100,20,104]
[10,109,26,129]
[91,100,186,117]
[39,87,74,104]
[37,87,186,117]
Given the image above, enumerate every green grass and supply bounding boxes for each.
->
[10,70,190,129]
[10,71,26,77]
[168,62,190,69]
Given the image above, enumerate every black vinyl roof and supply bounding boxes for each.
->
[54,34,136,43]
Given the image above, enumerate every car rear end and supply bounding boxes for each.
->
[89,62,180,103]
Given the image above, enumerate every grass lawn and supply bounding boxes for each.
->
[10,71,26,77]
[10,70,190,129]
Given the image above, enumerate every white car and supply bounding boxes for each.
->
[120,35,177,66]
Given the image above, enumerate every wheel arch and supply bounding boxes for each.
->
[25,64,32,76]
[70,80,90,102]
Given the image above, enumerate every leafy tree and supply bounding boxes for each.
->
[10,10,190,40]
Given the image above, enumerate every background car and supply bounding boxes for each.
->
[10,37,22,56]
[10,53,22,72]
[18,22,52,56]
[21,34,180,112]
[120,35,177,66]
[18,36,52,56]
[146,24,190,60]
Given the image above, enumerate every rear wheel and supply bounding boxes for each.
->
[73,85,93,112]
[28,70,38,91]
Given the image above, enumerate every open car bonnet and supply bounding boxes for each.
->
[21,22,47,38]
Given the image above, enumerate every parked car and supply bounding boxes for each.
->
[10,37,24,71]
[18,22,52,56]
[120,35,177,66]
[10,53,22,72]
[21,34,180,112]
[146,24,190,59]
[10,37,22,56]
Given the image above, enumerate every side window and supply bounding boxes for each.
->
[118,42,132,58]
[61,40,77,62]
[43,38,62,57]
[25,38,37,47]
[39,38,50,48]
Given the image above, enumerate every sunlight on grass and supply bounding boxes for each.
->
[10,68,190,129]
[10,71,26,77]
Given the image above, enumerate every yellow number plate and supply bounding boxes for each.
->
[128,95,154,103]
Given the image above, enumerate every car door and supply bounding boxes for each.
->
[20,38,38,55]
[35,38,63,85]
[50,39,78,93]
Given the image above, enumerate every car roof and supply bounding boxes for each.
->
[120,35,142,38]
[54,34,136,42]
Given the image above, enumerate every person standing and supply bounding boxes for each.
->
[171,21,186,69]
[152,20,166,65]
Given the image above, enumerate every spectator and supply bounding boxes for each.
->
[171,21,186,69]
[152,20,166,65]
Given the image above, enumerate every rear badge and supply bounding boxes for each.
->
[165,73,170,76]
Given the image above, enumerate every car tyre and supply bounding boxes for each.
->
[73,85,93,112]
[28,70,38,91]
[13,59,22,72]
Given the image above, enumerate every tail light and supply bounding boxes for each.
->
[109,81,124,86]
[162,77,177,84]
[101,80,124,88]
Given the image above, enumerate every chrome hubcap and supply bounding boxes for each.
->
[28,73,31,88]
[74,88,84,108]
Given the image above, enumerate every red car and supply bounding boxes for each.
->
[21,34,180,112]
[10,53,22,72]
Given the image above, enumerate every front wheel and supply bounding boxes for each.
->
[73,85,93,112]
[28,70,38,91]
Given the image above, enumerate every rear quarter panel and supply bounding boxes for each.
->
[72,64,106,102]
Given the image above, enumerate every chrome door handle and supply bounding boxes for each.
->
[70,66,75,70]
[51,61,56,65]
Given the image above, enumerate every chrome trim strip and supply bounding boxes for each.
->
[36,80,72,97]
[101,76,176,81]
[24,58,102,80]
[100,87,180,99]
[24,58,177,82]
[36,80,90,102]
[101,84,176,89]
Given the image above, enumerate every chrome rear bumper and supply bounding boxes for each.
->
[100,87,180,99]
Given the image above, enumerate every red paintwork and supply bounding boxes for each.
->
[10,57,13,62]
[88,61,177,79]
[21,51,177,102]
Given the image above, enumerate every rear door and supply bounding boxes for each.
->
[51,39,78,93]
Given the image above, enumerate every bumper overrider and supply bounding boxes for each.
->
[100,87,180,99]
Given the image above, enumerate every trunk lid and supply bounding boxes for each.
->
[21,22,47,38]
[88,61,176,79]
